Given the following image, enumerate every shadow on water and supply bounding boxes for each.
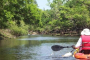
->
[0,35,79,60]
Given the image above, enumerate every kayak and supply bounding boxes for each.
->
[73,49,90,59]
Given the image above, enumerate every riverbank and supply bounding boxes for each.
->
[0,29,16,40]
[38,30,80,36]
[0,29,80,40]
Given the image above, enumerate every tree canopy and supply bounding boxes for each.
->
[0,0,90,35]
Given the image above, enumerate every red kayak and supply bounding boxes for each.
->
[73,49,90,59]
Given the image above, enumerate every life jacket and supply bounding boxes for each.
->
[81,35,90,50]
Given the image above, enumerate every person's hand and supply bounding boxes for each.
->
[71,45,76,49]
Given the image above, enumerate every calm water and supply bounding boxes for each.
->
[0,35,80,60]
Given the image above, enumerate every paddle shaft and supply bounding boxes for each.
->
[70,49,74,52]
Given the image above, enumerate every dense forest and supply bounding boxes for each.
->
[0,0,90,37]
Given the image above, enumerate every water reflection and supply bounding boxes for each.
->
[0,35,79,60]
[19,35,79,41]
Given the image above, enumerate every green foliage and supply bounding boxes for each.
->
[36,27,45,32]
[39,0,90,33]
[10,21,29,36]
[4,10,14,21]
[0,0,43,35]
[1,0,90,36]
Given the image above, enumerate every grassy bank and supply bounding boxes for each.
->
[0,28,80,40]
[0,29,16,39]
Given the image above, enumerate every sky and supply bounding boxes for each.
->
[36,0,53,10]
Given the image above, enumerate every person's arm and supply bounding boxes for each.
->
[73,37,82,49]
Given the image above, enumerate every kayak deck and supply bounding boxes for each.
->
[73,49,90,59]
[74,53,90,59]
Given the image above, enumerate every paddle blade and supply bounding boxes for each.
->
[51,45,64,51]
[62,52,72,57]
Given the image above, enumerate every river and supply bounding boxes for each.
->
[0,34,79,60]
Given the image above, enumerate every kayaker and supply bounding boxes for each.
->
[72,28,90,54]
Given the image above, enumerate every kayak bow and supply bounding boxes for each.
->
[73,49,90,59]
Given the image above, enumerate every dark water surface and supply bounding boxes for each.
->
[0,35,80,60]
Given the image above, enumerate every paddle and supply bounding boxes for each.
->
[62,49,74,57]
[51,45,73,51]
